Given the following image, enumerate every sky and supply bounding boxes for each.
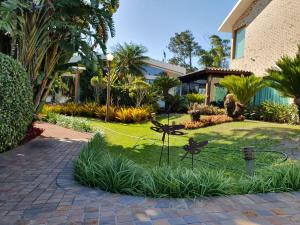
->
[107,0,238,63]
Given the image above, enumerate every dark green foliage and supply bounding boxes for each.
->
[245,102,299,124]
[198,35,230,68]
[168,30,201,72]
[75,134,232,198]
[80,70,97,103]
[239,163,300,194]
[265,45,300,101]
[142,167,231,198]
[75,133,143,195]
[185,93,206,104]
[0,53,34,152]
[75,134,300,198]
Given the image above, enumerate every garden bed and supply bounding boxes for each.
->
[74,115,300,198]
[183,115,245,130]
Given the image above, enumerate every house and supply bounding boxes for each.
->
[142,58,186,84]
[179,68,252,105]
[219,0,300,105]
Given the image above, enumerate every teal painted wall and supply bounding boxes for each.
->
[252,87,290,106]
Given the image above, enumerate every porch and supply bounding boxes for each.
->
[179,67,252,105]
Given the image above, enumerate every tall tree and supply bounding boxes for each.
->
[167,30,201,72]
[265,46,300,113]
[0,0,119,111]
[112,42,149,79]
[198,35,230,68]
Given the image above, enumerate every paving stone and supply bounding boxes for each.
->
[0,122,300,225]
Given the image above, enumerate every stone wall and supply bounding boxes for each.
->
[230,0,300,76]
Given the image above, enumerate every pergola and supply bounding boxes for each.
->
[179,67,252,104]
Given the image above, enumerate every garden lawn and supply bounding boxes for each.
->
[87,114,300,175]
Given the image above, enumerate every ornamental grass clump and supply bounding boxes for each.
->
[75,133,143,195]
[238,163,300,194]
[141,167,231,198]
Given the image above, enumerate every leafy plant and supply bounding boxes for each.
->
[42,103,152,123]
[0,53,34,152]
[239,163,300,194]
[44,113,92,132]
[142,167,231,198]
[245,102,299,124]
[129,78,150,107]
[186,93,206,104]
[220,75,265,117]
[183,115,244,130]
[265,45,300,113]
[190,103,225,115]
[0,0,119,111]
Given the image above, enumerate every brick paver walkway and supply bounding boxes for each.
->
[1,123,300,225]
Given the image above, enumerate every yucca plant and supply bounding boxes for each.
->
[220,75,265,117]
[265,45,300,114]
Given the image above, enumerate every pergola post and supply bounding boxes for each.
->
[205,74,212,105]
[74,73,80,103]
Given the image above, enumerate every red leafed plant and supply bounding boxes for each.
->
[21,123,44,144]
[183,115,244,130]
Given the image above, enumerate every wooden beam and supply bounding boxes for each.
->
[205,74,213,105]
[74,73,80,103]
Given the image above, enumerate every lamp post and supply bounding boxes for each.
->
[105,53,114,122]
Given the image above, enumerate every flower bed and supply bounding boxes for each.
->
[75,133,300,198]
[42,103,153,123]
[183,115,245,130]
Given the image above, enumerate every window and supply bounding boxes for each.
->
[234,27,246,59]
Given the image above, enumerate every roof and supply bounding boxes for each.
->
[144,58,186,75]
[219,0,255,32]
[179,67,252,82]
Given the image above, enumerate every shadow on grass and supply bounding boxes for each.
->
[101,125,300,176]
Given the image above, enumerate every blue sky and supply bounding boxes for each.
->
[107,0,238,63]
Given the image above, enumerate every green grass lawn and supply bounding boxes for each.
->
[86,114,300,175]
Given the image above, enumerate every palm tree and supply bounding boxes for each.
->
[112,42,149,79]
[220,75,265,117]
[265,46,300,113]
[153,73,181,111]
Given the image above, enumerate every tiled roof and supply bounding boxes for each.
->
[179,67,252,82]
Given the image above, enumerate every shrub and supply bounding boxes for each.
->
[44,113,92,132]
[189,103,225,116]
[42,103,152,123]
[183,115,244,130]
[142,167,231,198]
[75,134,300,198]
[75,133,143,194]
[74,134,232,198]
[186,93,206,104]
[0,53,34,152]
[245,102,299,124]
[239,163,300,194]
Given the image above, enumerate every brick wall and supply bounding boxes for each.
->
[230,0,300,76]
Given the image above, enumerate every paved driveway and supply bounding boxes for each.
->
[0,123,300,225]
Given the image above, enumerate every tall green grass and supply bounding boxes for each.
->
[74,133,300,198]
